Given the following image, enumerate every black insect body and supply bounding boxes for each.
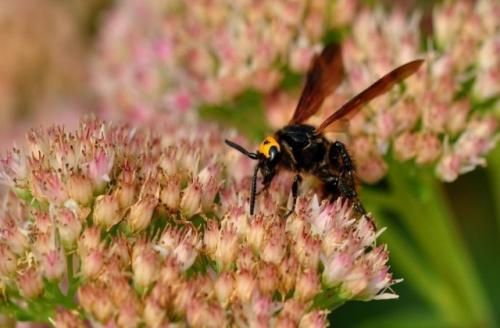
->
[225,43,424,217]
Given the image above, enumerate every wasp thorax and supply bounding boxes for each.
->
[258,136,280,158]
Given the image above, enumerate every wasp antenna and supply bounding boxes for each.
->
[250,164,259,215]
[225,139,258,160]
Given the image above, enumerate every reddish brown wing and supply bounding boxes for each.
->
[316,59,424,133]
[289,43,344,125]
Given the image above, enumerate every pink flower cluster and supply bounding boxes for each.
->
[93,0,359,122]
[267,0,499,183]
[0,117,395,327]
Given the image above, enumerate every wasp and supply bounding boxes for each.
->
[226,43,424,217]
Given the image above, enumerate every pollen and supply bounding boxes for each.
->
[258,136,280,158]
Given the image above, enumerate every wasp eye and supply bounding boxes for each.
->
[268,146,280,163]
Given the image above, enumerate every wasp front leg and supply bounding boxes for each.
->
[284,174,302,218]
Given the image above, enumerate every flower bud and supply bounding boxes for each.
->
[159,147,177,176]
[81,248,104,279]
[234,269,256,303]
[34,230,56,258]
[31,170,67,205]
[18,268,43,299]
[174,240,198,272]
[117,299,141,328]
[0,244,16,276]
[67,173,93,205]
[356,154,388,184]
[78,226,102,255]
[341,265,369,299]
[279,255,298,294]
[4,225,29,255]
[159,257,181,285]
[132,243,159,289]
[436,152,462,182]
[298,310,328,328]
[40,247,66,281]
[92,288,114,322]
[215,223,238,269]
[261,235,285,265]
[415,133,442,164]
[144,297,166,328]
[203,220,219,255]
[236,246,255,271]
[247,215,266,252]
[394,132,418,161]
[56,208,82,249]
[128,195,157,232]
[54,308,86,328]
[93,194,121,228]
[180,179,202,217]
[257,263,278,295]
[108,236,130,267]
[88,147,114,192]
[281,299,306,323]
[322,251,354,287]
[295,270,320,302]
[214,271,234,307]
[160,175,181,211]
[115,181,136,209]
[33,210,52,233]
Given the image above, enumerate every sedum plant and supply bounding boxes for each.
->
[0,117,396,327]
[92,0,499,327]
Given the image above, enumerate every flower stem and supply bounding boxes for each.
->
[362,160,495,327]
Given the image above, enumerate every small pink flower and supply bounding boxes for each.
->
[180,179,202,217]
[88,147,115,191]
[40,247,66,281]
[80,249,104,279]
[415,133,442,164]
[94,194,121,228]
[160,174,181,211]
[215,271,234,307]
[234,269,257,303]
[144,297,166,328]
[215,223,238,269]
[54,308,86,328]
[56,208,83,249]
[295,269,320,302]
[298,310,328,328]
[67,173,94,206]
[18,267,44,299]
[128,195,157,232]
[132,242,159,289]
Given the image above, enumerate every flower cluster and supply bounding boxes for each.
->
[93,0,359,122]
[0,117,395,327]
[267,0,499,183]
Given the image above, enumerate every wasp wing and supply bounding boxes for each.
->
[316,59,424,133]
[289,43,344,125]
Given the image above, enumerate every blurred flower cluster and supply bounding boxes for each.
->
[0,117,395,326]
[268,0,499,183]
[93,0,359,122]
[93,0,498,184]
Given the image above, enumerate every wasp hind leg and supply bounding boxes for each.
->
[284,174,302,218]
[332,141,367,216]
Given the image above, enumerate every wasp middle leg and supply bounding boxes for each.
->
[284,174,302,218]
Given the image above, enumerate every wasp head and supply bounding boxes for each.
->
[225,137,281,214]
